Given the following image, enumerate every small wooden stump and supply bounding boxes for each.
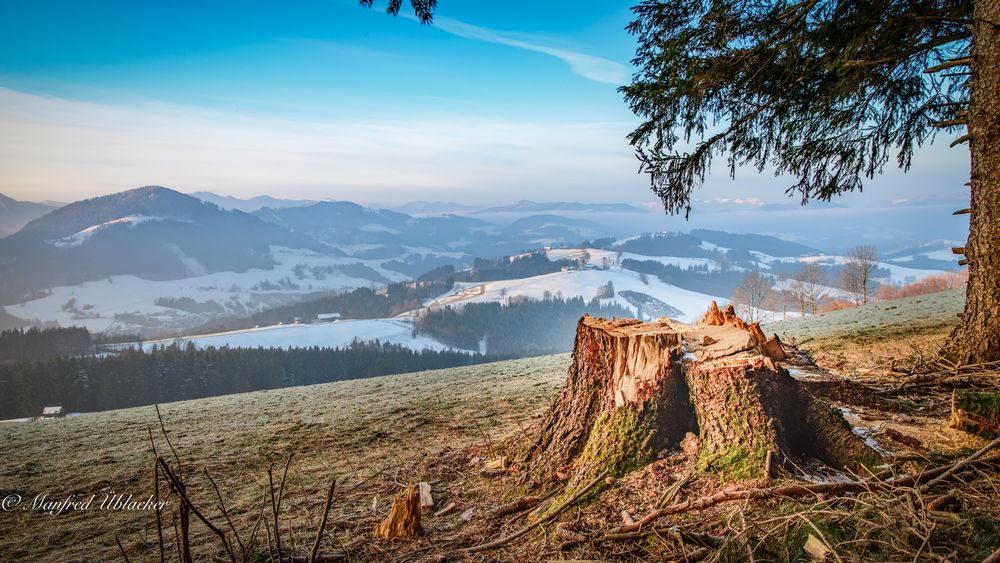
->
[373,485,422,539]
[951,390,1000,436]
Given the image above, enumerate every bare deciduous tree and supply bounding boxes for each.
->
[840,245,878,306]
[732,271,772,323]
[800,263,830,315]
[776,269,793,320]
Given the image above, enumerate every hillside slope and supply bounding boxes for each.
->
[0,192,56,237]
[0,354,568,561]
[764,289,964,344]
[0,292,985,561]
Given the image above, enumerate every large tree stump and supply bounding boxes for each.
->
[525,306,876,486]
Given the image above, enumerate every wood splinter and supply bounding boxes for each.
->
[373,485,422,539]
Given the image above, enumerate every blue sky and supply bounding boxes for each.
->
[0,0,969,213]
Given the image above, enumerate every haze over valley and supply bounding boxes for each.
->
[0,185,962,354]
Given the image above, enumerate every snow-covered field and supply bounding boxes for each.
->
[52,215,163,248]
[4,237,958,344]
[426,266,722,324]
[143,317,452,351]
[7,246,408,334]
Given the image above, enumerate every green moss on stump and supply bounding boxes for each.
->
[698,442,770,481]
[545,404,660,513]
[576,404,659,477]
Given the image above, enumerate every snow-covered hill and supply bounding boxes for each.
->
[8,246,406,333]
[144,317,448,351]
[426,267,719,324]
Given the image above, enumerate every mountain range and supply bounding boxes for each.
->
[0,193,58,237]
[0,185,964,336]
[0,187,637,308]
[0,187,326,304]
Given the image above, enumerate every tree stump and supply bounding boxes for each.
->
[525,305,877,487]
[524,317,695,486]
[373,485,422,539]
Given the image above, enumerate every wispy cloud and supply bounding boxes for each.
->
[0,87,642,204]
[428,16,629,85]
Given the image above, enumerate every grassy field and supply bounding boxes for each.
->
[764,289,963,345]
[0,355,568,561]
[764,289,964,376]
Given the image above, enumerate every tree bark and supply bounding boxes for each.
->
[525,310,875,487]
[523,316,694,485]
[944,0,1000,363]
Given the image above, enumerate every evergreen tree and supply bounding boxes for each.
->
[363,0,997,362]
[620,0,993,362]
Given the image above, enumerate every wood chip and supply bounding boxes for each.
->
[803,534,832,561]
[483,456,507,471]
[372,486,422,539]
[418,481,434,510]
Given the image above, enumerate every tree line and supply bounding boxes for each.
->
[418,249,576,283]
[0,340,500,420]
[414,295,633,356]
[194,278,456,334]
[730,245,965,322]
[0,326,142,363]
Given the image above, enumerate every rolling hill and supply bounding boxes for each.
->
[0,186,332,305]
[0,192,57,237]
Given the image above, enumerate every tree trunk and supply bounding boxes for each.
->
[525,308,876,487]
[944,0,1000,363]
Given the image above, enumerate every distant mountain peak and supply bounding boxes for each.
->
[0,193,58,238]
[14,186,218,241]
[479,201,645,214]
[190,191,315,212]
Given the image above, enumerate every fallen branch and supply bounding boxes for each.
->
[983,545,1000,563]
[603,524,726,548]
[466,469,609,553]
[918,436,1000,493]
[156,458,236,563]
[615,454,1000,533]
